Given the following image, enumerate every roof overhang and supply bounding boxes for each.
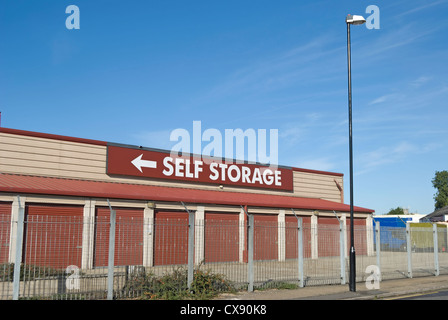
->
[0,173,374,213]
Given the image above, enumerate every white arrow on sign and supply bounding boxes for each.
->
[131,154,157,173]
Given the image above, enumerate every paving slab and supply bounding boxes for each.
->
[215,274,448,300]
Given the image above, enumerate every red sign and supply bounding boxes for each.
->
[107,145,293,191]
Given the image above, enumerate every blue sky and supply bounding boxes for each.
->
[1,0,447,215]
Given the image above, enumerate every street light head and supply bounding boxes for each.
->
[346,14,366,25]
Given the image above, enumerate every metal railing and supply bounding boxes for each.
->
[1,205,447,300]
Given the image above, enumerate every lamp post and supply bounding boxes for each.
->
[346,14,365,292]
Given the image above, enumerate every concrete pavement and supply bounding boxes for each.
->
[216,274,448,300]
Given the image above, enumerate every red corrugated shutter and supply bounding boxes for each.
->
[254,214,278,261]
[94,207,143,267]
[352,218,367,255]
[154,211,188,266]
[285,215,311,259]
[205,213,239,263]
[317,217,340,257]
[24,204,83,269]
[0,202,11,264]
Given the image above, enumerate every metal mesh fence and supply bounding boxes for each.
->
[1,207,448,300]
[378,226,409,280]
[306,224,341,286]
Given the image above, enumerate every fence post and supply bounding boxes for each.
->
[241,206,254,292]
[298,218,304,288]
[332,211,346,285]
[375,222,381,282]
[406,223,413,278]
[107,200,116,300]
[247,214,254,292]
[292,209,304,288]
[12,196,25,300]
[188,210,195,289]
[181,202,195,290]
[433,224,440,277]
[339,219,346,285]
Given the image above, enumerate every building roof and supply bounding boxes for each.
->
[0,173,374,213]
[421,206,448,222]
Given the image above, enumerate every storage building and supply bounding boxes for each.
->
[0,127,374,269]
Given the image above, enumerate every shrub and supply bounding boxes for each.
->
[122,266,235,300]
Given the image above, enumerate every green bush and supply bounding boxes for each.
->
[122,266,235,300]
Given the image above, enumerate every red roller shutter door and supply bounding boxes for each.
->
[205,213,239,263]
[154,211,188,266]
[318,217,340,257]
[254,214,278,261]
[0,202,12,264]
[316,217,367,257]
[350,218,367,255]
[285,215,311,259]
[94,207,143,267]
[24,204,83,269]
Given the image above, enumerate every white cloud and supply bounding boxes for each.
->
[397,0,448,18]
[356,141,436,175]
[198,34,343,103]
[279,127,303,144]
[410,76,431,87]
[369,94,390,105]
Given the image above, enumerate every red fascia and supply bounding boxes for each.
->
[0,173,373,213]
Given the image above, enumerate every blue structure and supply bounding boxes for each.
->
[372,216,412,251]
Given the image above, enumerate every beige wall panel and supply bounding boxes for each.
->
[0,150,104,168]
[202,205,242,213]
[294,185,342,193]
[0,144,106,161]
[0,158,104,174]
[0,164,107,181]
[94,199,147,209]
[0,132,344,203]
[284,209,315,216]
[0,195,14,202]
[294,177,342,187]
[0,134,105,155]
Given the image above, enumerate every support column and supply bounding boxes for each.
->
[311,213,318,259]
[81,200,96,269]
[278,210,285,262]
[239,207,246,263]
[195,206,205,265]
[9,195,26,263]
[143,206,154,267]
